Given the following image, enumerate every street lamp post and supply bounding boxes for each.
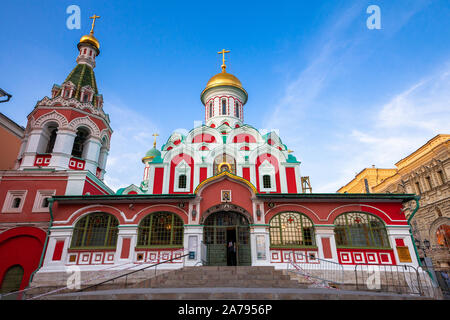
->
[0,88,12,103]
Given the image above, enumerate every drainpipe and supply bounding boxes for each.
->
[407,196,422,267]
[28,197,54,287]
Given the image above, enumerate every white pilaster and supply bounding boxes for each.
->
[49,129,77,169]
[114,225,138,265]
[83,137,102,174]
[314,225,339,263]
[183,225,204,266]
[250,225,271,266]
[386,226,419,267]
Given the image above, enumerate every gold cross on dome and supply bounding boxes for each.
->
[152,133,159,148]
[217,49,230,72]
[89,14,101,34]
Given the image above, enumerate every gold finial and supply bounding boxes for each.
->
[152,133,159,148]
[217,49,230,72]
[288,149,293,154]
[89,14,101,34]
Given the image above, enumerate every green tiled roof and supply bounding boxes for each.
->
[64,64,98,99]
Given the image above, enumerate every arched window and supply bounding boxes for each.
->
[70,213,119,248]
[209,102,213,118]
[137,212,184,247]
[222,99,227,115]
[45,125,58,154]
[436,224,450,248]
[71,127,90,158]
[0,265,24,296]
[269,212,315,247]
[334,212,389,248]
[178,174,187,189]
[235,101,239,118]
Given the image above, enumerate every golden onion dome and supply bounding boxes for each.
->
[205,71,244,91]
[79,33,100,51]
[201,70,248,104]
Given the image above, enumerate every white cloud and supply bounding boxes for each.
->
[103,101,159,192]
[265,3,447,193]
[318,64,450,192]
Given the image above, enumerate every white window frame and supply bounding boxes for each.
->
[174,160,191,192]
[259,160,276,192]
[2,190,28,213]
[32,190,56,212]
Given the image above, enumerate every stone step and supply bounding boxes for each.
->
[141,279,302,288]
[41,287,435,300]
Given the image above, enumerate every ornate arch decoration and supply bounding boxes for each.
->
[195,170,257,195]
[100,129,111,149]
[132,204,189,224]
[69,116,101,137]
[34,110,69,129]
[53,204,126,226]
[200,202,254,225]
[0,227,46,246]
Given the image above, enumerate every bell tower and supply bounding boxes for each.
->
[16,15,112,180]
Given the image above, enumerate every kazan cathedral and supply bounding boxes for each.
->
[0,18,422,294]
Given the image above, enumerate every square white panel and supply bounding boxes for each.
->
[270,250,281,263]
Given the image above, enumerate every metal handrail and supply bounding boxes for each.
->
[77,252,190,292]
[352,263,438,297]
[286,252,344,288]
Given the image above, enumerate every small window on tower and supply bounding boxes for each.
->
[222,99,227,115]
[263,175,271,189]
[235,101,239,118]
[12,198,21,209]
[209,103,213,118]
[178,174,187,189]
[83,48,87,54]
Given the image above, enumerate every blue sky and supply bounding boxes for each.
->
[1,0,449,192]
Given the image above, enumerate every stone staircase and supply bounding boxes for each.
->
[38,266,435,299]
[134,266,303,289]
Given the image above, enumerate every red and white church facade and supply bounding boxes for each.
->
[0,23,421,293]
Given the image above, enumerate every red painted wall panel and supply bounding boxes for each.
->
[321,237,332,259]
[285,167,297,193]
[120,238,131,259]
[242,167,250,182]
[199,167,208,183]
[52,240,65,261]
[153,168,164,194]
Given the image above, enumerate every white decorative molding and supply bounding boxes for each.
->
[34,110,69,128]
[69,116,101,137]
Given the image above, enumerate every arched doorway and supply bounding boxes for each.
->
[0,265,24,299]
[203,211,251,266]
